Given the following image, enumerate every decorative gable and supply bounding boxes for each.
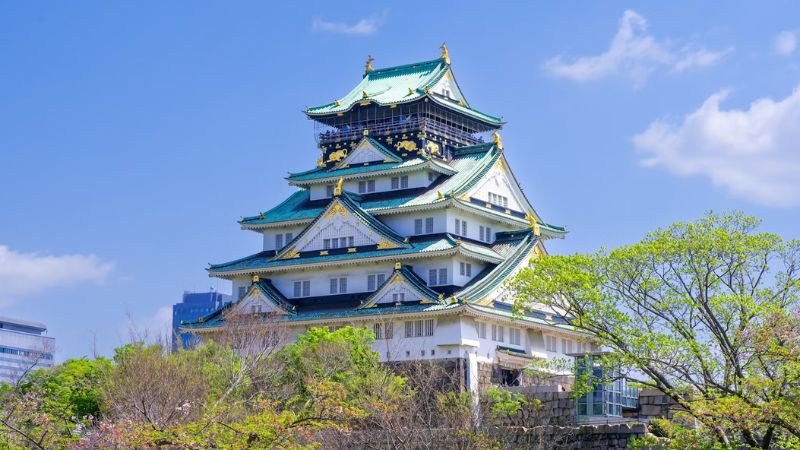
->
[430,69,466,103]
[276,194,407,259]
[232,279,294,316]
[465,158,529,214]
[335,137,401,168]
[359,264,441,309]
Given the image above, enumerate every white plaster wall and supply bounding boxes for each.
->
[308,171,432,201]
[445,209,518,244]
[378,210,448,236]
[261,226,307,251]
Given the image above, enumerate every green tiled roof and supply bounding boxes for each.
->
[305,58,502,126]
[209,233,503,276]
[252,279,296,315]
[242,143,497,227]
[286,158,448,184]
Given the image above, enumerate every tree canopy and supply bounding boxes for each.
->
[511,212,800,449]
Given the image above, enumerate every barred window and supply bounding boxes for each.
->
[510,328,521,346]
[414,219,423,234]
[404,319,434,337]
[367,273,386,290]
[425,217,434,233]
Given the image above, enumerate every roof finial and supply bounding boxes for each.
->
[440,43,450,65]
[526,212,541,236]
[492,131,503,151]
[364,55,374,75]
[333,177,344,196]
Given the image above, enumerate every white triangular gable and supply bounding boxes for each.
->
[465,158,530,213]
[430,69,466,103]
[337,138,399,167]
[233,287,282,315]
[371,280,422,306]
[293,202,398,252]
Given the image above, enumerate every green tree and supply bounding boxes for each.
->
[511,212,800,449]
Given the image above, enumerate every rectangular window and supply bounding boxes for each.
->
[510,328,521,346]
[562,338,573,354]
[326,185,334,197]
[285,232,293,243]
[358,181,366,193]
[414,219,423,235]
[330,278,337,294]
[454,218,461,235]
[392,292,405,302]
[367,180,375,192]
[374,323,383,340]
[373,323,393,340]
[485,227,492,243]
[546,335,557,352]
[465,263,472,277]
[491,324,497,341]
[391,177,399,189]
[478,322,487,339]
[348,236,354,247]
[438,268,447,285]
[462,220,467,236]
[425,217,434,233]
[479,225,485,242]
[275,234,284,249]
[460,262,472,276]
[404,319,434,338]
[238,286,247,299]
[323,239,330,249]
[428,269,438,286]
[460,262,465,276]
[400,176,408,188]
[497,326,505,343]
[293,281,301,298]
[339,277,347,293]
[302,280,310,297]
[367,273,387,290]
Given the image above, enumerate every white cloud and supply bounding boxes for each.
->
[311,11,387,36]
[543,10,731,85]
[0,245,114,305]
[633,87,800,207]
[773,31,797,56]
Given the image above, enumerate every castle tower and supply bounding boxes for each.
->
[183,50,588,390]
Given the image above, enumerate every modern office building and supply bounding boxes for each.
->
[0,316,55,385]
[171,290,230,351]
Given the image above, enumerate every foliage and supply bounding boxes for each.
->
[511,211,800,449]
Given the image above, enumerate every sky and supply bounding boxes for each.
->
[2,2,800,361]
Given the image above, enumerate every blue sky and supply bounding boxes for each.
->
[2,2,799,360]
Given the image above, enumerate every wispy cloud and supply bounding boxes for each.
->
[633,86,800,207]
[773,31,797,56]
[311,11,387,37]
[0,245,114,306]
[543,10,732,86]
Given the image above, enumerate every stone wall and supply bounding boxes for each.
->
[623,388,684,422]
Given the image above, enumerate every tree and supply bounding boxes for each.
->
[510,212,800,449]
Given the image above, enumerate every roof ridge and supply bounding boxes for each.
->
[367,58,443,76]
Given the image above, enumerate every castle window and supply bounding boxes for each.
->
[425,217,434,233]
[367,273,386,290]
[428,268,447,286]
[392,293,405,302]
[562,338,573,354]
[404,319,434,337]
[428,172,437,182]
[454,218,468,237]
[492,324,505,343]
[488,192,509,208]
[546,335,557,352]
[293,280,310,298]
[329,277,347,294]
[326,185,334,197]
[414,219,423,235]
[374,323,393,340]
[510,328,521,346]
[391,175,409,189]
[237,286,247,299]
[479,226,493,243]
[358,180,375,193]
[460,262,472,277]
[477,322,487,339]
[275,234,283,249]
